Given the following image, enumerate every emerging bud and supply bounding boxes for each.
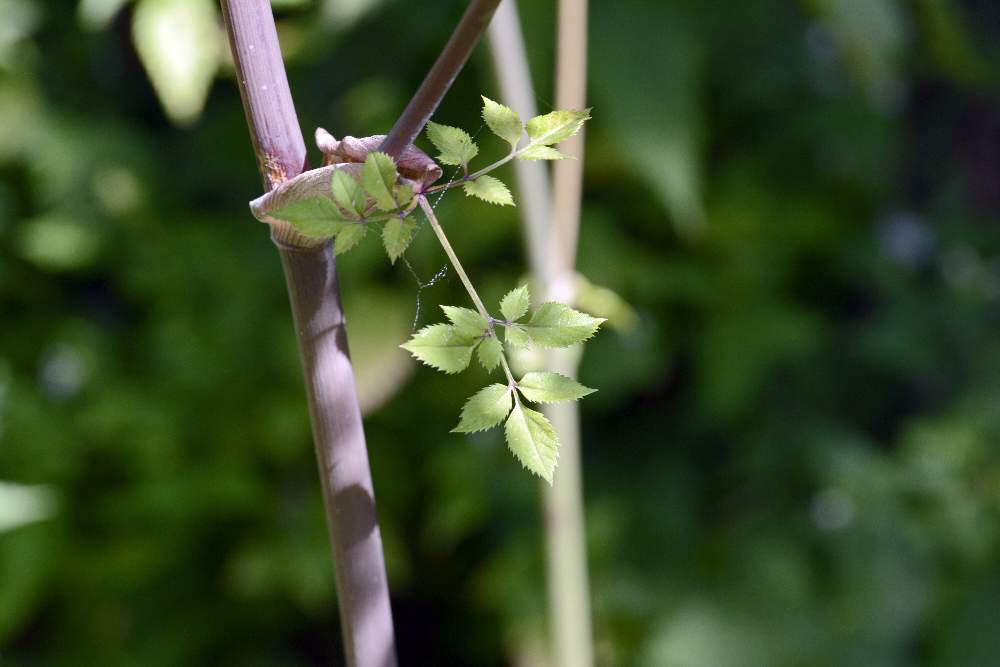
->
[314,131,443,190]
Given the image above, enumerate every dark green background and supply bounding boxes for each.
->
[3,0,1000,664]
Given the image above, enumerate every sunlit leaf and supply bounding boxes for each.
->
[453,384,512,433]
[525,108,591,147]
[463,175,514,206]
[500,285,530,322]
[517,145,567,161]
[426,121,478,166]
[441,305,488,339]
[381,217,415,264]
[505,404,559,483]
[477,336,503,371]
[504,323,529,348]
[481,96,523,147]
[524,302,605,347]
[401,324,476,374]
[516,371,595,404]
[330,169,366,218]
[361,151,400,211]
[271,197,351,238]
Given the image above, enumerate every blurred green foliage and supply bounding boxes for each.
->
[2,0,1000,664]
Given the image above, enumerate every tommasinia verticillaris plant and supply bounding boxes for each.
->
[260,97,599,484]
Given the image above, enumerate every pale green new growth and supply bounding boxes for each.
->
[481,96,523,147]
[524,302,605,347]
[505,404,559,484]
[260,96,599,481]
[504,324,530,348]
[426,121,478,166]
[463,175,514,206]
[518,145,568,161]
[333,223,366,255]
[500,285,530,321]
[362,151,403,211]
[441,305,488,339]
[271,197,351,238]
[401,324,475,374]
[453,384,512,433]
[477,336,503,371]
[330,169,366,218]
[517,372,595,404]
[525,108,591,147]
[382,217,415,264]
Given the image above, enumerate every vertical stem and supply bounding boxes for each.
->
[379,0,502,158]
[488,2,593,666]
[220,3,397,666]
[486,1,551,285]
[544,2,593,666]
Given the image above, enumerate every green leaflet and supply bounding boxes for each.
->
[441,305,488,339]
[401,323,476,374]
[477,336,503,371]
[504,403,559,483]
[333,223,367,255]
[481,96,523,147]
[463,175,514,206]
[270,197,351,238]
[394,181,414,208]
[504,323,529,348]
[517,371,595,404]
[426,121,479,166]
[330,169,366,218]
[525,108,591,146]
[523,302,605,347]
[382,217,415,264]
[500,285,530,321]
[453,383,512,433]
[517,145,568,161]
[362,151,401,211]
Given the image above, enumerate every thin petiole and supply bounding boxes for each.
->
[418,195,516,388]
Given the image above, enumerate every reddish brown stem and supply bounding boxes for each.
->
[219,2,397,666]
[379,0,502,158]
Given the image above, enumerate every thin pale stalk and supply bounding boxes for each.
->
[380,0,502,158]
[544,1,593,665]
[219,3,396,666]
[487,0,552,285]
[487,1,594,666]
[418,196,517,388]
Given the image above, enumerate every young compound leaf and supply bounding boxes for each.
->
[525,108,591,146]
[441,305,488,339]
[333,223,367,255]
[524,302,605,347]
[481,96,523,148]
[477,336,503,371]
[426,121,479,166]
[516,371,595,404]
[330,169,366,218]
[500,285,530,322]
[401,323,476,374]
[453,383,512,433]
[394,181,414,208]
[362,151,400,211]
[382,217,416,264]
[505,403,559,484]
[504,323,529,348]
[270,197,351,238]
[517,145,568,161]
[463,175,514,206]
